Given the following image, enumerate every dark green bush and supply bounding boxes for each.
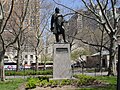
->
[38,76,49,81]
[39,80,50,87]
[60,79,71,85]
[73,74,96,86]
[49,80,58,87]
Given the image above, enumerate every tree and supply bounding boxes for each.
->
[71,49,89,61]
[28,0,54,71]
[8,0,30,71]
[0,0,15,81]
[53,0,120,76]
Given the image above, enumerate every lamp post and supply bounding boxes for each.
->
[117,35,120,90]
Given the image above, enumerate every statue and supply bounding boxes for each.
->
[51,7,67,43]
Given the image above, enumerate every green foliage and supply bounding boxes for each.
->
[26,77,73,89]
[25,74,96,89]
[0,75,116,90]
[25,75,117,90]
[38,76,49,81]
[60,79,71,85]
[38,76,50,87]
[76,76,117,90]
[71,49,89,60]
[73,74,96,86]
[39,80,50,87]
[5,69,53,76]
[49,80,58,87]
[26,78,39,89]
[95,76,117,85]
[77,85,116,90]
[71,50,80,60]
[0,78,25,90]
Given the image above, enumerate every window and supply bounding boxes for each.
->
[25,61,28,64]
[30,55,33,59]
[30,61,33,64]
[25,55,28,58]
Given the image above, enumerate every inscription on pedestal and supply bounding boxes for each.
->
[56,48,68,53]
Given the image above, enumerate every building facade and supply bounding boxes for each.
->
[3,0,43,66]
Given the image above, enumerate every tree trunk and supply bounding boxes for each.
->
[0,50,5,81]
[107,36,117,76]
[16,48,20,72]
[108,52,114,76]
[35,49,38,71]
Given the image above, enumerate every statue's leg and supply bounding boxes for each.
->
[62,30,66,42]
[55,34,59,42]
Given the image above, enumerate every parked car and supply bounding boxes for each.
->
[71,61,81,68]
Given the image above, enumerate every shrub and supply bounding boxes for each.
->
[26,78,39,89]
[39,80,49,87]
[73,74,96,86]
[60,79,71,85]
[49,80,58,87]
[25,75,96,89]
[38,76,49,81]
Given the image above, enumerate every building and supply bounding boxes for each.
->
[86,51,109,68]
[2,0,43,66]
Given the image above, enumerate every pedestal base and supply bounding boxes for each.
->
[53,43,72,79]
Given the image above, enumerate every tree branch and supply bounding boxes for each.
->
[67,34,109,51]
[0,0,14,34]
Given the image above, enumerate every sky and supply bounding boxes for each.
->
[51,0,120,10]
[51,0,84,10]
[48,0,85,21]
[56,0,83,9]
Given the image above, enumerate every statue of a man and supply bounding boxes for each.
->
[51,7,67,43]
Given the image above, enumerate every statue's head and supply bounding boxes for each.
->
[55,7,59,13]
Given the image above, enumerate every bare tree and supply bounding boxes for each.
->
[53,0,120,76]
[8,0,30,71]
[27,0,54,71]
[0,0,15,81]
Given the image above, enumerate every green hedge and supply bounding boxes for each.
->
[5,70,53,76]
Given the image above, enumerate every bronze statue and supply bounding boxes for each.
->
[51,7,67,43]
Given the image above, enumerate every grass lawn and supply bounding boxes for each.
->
[76,85,115,90]
[0,78,25,90]
[77,76,117,90]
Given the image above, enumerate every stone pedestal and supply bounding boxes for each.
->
[53,43,72,79]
